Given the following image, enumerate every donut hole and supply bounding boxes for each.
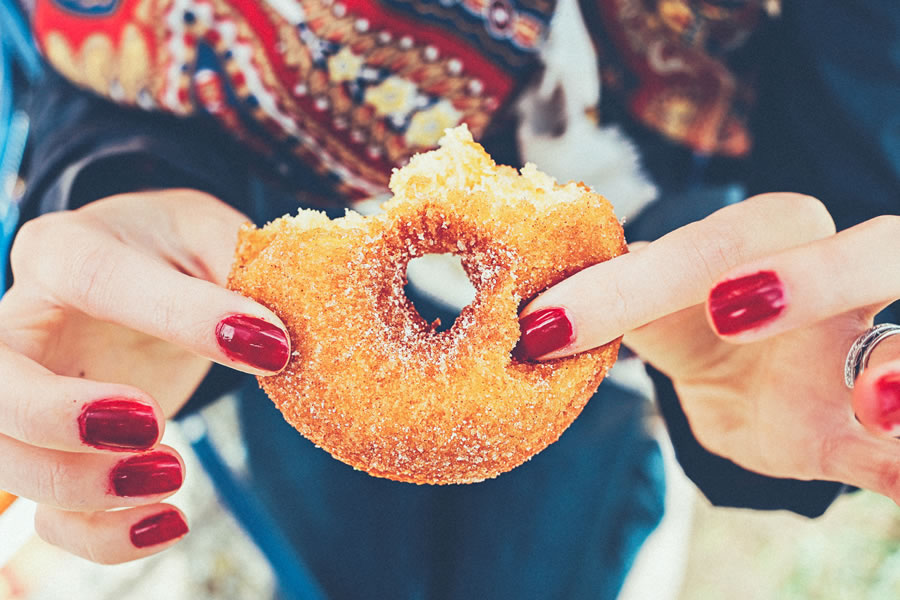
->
[404,253,477,332]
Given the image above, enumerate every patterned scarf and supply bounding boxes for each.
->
[31,0,767,199]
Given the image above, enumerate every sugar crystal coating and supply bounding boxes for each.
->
[227,125,626,484]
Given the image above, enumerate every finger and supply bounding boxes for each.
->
[77,189,249,287]
[517,193,835,360]
[35,503,189,564]
[0,341,164,453]
[12,215,291,375]
[0,436,184,511]
[851,354,900,437]
[706,215,900,342]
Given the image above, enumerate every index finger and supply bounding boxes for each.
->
[517,193,836,360]
[12,216,291,376]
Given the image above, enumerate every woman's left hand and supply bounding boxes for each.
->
[518,193,900,503]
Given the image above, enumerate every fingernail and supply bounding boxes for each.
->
[130,510,189,548]
[215,314,290,372]
[514,307,574,360]
[111,453,183,497]
[79,399,159,451]
[709,271,786,335]
[875,373,900,433]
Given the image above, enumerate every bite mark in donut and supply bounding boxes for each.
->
[228,125,627,484]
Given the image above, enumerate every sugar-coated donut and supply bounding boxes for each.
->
[228,126,626,484]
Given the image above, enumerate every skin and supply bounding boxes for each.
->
[4,189,896,564]
[523,193,900,503]
[0,190,288,564]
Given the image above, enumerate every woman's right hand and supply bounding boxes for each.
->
[0,189,290,563]
[518,193,900,506]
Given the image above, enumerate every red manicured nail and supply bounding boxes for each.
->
[215,315,290,372]
[79,399,159,451]
[708,271,786,335]
[514,307,574,360]
[130,510,189,548]
[874,373,900,432]
[111,453,183,497]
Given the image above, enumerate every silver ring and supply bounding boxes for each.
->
[844,323,900,388]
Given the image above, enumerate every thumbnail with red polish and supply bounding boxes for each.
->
[130,510,189,548]
[515,307,574,360]
[111,453,183,497]
[709,271,786,335]
[79,399,158,451]
[875,373,900,432]
[215,314,290,372]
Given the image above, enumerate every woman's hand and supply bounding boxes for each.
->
[0,189,290,563]
[518,193,900,503]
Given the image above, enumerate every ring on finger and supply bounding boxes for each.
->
[844,323,900,389]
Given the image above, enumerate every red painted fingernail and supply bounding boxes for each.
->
[215,315,290,372]
[874,373,900,432]
[111,453,183,497]
[708,271,786,335]
[514,307,574,360]
[79,399,159,451]
[130,510,189,548]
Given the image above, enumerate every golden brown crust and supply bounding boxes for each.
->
[228,126,626,484]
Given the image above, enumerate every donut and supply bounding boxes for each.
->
[228,126,626,484]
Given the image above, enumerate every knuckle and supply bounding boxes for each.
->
[62,239,120,311]
[746,192,836,242]
[786,194,836,239]
[6,373,66,447]
[777,193,836,241]
[9,214,65,273]
[861,214,900,240]
[10,389,45,446]
[9,212,117,309]
[37,460,78,509]
[148,297,182,341]
[685,221,745,284]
